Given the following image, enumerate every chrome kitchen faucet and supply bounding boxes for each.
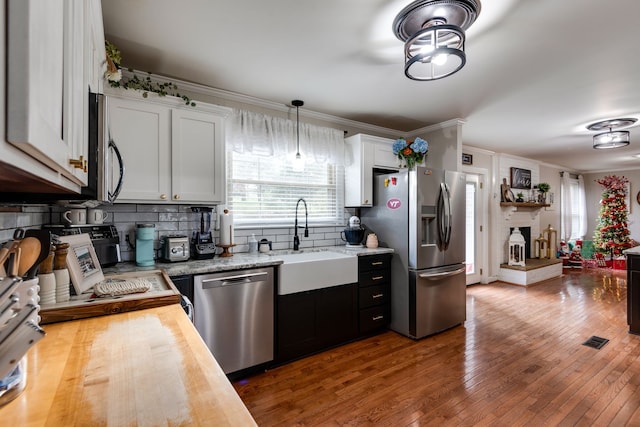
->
[293,198,309,250]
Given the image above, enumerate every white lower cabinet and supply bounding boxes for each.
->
[106,89,230,204]
[344,134,398,207]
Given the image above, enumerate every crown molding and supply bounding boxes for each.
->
[121,69,405,137]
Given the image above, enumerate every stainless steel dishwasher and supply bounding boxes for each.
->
[193,267,274,374]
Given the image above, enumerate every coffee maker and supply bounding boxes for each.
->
[341,215,365,248]
[191,207,216,259]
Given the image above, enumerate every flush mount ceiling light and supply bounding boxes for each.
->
[587,118,637,149]
[393,0,481,81]
[292,99,304,160]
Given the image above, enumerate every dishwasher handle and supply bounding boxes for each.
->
[200,271,269,289]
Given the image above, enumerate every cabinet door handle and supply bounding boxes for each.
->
[372,293,384,299]
[372,315,384,321]
[173,194,180,200]
[371,261,383,266]
[371,276,384,281]
[160,194,167,200]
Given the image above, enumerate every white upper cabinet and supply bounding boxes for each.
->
[106,94,171,203]
[3,0,105,192]
[344,134,399,207]
[106,89,230,204]
[171,109,226,203]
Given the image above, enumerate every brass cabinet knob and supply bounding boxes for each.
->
[160,194,167,200]
[69,155,87,172]
[173,194,180,200]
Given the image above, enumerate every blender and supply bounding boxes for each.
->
[341,215,365,248]
[191,207,216,259]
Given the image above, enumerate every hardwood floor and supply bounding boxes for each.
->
[233,268,640,426]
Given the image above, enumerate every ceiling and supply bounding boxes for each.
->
[101,0,640,173]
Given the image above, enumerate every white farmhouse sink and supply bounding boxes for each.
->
[275,250,358,295]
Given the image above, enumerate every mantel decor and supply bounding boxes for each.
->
[536,182,551,203]
[510,167,532,189]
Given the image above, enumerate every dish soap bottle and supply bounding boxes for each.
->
[249,234,258,254]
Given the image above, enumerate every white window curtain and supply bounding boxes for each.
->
[226,109,344,165]
[226,109,345,225]
[560,172,573,240]
[576,174,587,238]
[560,172,587,241]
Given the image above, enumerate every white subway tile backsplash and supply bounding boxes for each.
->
[0,204,350,263]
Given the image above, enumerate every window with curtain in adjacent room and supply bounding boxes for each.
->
[560,172,587,241]
[225,109,345,226]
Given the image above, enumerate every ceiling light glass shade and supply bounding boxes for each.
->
[593,130,630,149]
[404,24,465,80]
[393,0,480,81]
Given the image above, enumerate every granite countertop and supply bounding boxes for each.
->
[624,247,640,256]
[105,246,394,277]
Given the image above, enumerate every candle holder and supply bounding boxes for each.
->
[216,243,236,257]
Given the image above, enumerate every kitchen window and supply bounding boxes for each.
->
[226,109,345,225]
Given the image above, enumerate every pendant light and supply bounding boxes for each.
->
[292,99,304,161]
[587,118,636,149]
[393,0,481,81]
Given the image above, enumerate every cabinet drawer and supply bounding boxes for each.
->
[359,284,389,309]
[359,270,390,287]
[359,306,389,334]
[358,254,391,272]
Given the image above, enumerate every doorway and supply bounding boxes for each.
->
[465,171,486,285]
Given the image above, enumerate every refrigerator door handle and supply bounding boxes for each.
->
[443,182,452,249]
[418,267,466,280]
[438,183,447,250]
[438,182,452,250]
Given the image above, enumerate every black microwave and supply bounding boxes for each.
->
[0,92,124,204]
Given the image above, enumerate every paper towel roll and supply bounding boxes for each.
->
[219,209,234,245]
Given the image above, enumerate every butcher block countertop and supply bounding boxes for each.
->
[1,303,257,426]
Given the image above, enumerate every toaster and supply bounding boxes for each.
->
[161,235,190,262]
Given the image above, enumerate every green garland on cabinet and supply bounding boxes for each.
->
[104,40,195,106]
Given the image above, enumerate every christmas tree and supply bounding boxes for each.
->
[593,175,632,256]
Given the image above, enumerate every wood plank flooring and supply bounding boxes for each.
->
[233,268,640,426]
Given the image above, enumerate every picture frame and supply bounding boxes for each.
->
[58,233,104,295]
[461,153,473,165]
[510,167,532,189]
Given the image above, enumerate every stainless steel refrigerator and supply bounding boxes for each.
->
[361,167,466,339]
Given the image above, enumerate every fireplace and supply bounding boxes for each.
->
[501,208,540,264]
